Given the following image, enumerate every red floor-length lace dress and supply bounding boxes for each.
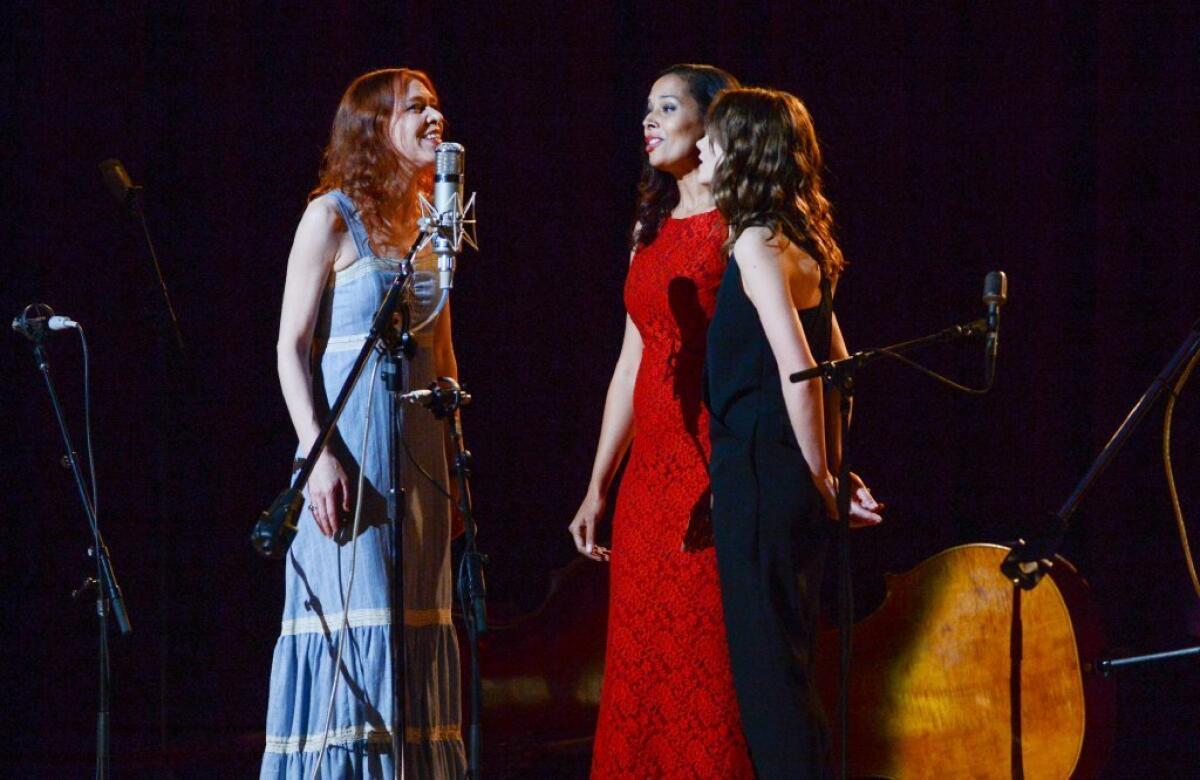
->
[591,210,754,778]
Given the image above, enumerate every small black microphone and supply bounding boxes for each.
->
[99,158,143,215]
[982,271,1008,385]
[398,386,473,406]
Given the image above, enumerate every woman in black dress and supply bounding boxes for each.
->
[697,87,883,778]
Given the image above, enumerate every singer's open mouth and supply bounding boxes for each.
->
[645,136,663,152]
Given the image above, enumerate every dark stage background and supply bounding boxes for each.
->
[3,2,1198,776]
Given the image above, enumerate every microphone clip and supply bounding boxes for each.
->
[251,488,303,560]
[417,190,479,254]
[11,303,56,344]
[1000,513,1065,590]
[400,377,473,419]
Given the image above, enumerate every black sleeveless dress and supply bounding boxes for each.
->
[704,254,834,779]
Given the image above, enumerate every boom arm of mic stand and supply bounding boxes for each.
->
[789,319,987,385]
[1003,318,1200,589]
[251,231,428,558]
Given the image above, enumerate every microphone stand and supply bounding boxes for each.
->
[790,316,989,780]
[1095,644,1200,675]
[412,379,487,780]
[101,161,185,357]
[101,162,184,762]
[1001,317,1200,590]
[20,337,132,780]
[131,194,186,357]
[251,232,424,775]
[382,304,417,777]
[999,319,1200,673]
[251,231,426,557]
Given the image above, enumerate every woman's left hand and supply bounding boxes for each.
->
[848,471,884,527]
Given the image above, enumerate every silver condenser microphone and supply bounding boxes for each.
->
[414,143,476,333]
[433,142,465,291]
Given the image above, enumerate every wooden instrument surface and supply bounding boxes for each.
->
[813,543,1113,779]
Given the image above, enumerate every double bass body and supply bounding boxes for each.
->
[463,543,1114,778]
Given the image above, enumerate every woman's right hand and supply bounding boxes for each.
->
[814,471,885,529]
[815,471,840,522]
[569,492,611,562]
[306,449,352,539]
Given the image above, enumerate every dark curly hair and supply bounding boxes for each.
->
[310,68,437,248]
[632,64,740,250]
[708,87,845,278]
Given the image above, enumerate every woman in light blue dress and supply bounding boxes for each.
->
[263,68,467,779]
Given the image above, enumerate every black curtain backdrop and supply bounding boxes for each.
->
[3,2,1197,775]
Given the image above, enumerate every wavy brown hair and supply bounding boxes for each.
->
[310,68,437,248]
[708,88,845,278]
[632,64,740,250]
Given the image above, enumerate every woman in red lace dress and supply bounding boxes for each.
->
[568,64,755,778]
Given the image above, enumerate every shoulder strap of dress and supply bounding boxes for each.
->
[324,189,374,260]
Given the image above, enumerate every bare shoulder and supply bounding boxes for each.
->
[287,195,349,271]
[732,226,781,269]
[296,195,350,250]
[298,194,346,237]
[734,227,824,306]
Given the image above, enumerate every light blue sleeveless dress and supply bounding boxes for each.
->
[261,190,467,779]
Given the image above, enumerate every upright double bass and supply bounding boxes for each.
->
[460,542,1113,778]
[813,543,1113,779]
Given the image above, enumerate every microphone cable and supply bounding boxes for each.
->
[1164,343,1200,599]
[401,427,453,501]
[874,345,995,395]
[405,237,449,336]
[77,324,100,523]
[310,352,381,780]
[400,387,486,770]
[397,402,476,615]
[310,279,460,775]
[77,322,111,780]
[859,272,1007,396]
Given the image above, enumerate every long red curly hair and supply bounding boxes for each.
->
[310,68,437,248]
